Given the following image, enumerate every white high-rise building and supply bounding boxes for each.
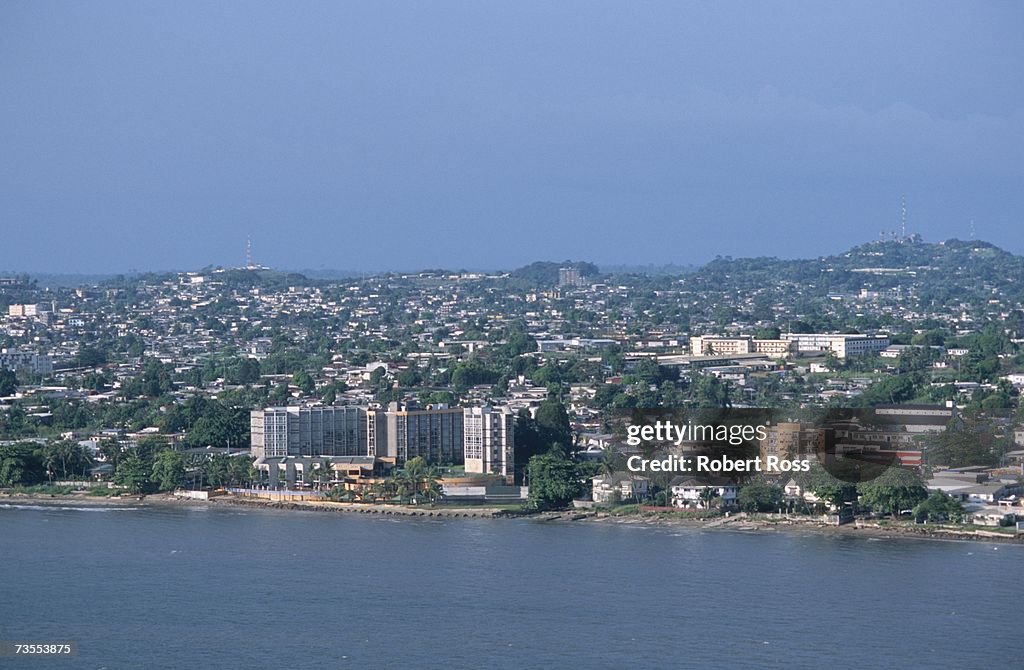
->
[463,406,515,477]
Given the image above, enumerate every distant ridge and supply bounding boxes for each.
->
[3,238,1022,287]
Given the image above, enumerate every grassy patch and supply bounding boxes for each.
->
[9,484,78,495]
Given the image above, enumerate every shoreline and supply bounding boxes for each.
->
[4,491,1022,545]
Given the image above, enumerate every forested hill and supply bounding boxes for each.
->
[686,239,1024,305]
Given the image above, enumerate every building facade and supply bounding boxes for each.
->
[367,402,465,465]
[463,406,515,477]
[250,406,368,459]
[0,349,54,374]
[253,402,516,472]
[781,333,890,359]
[689,336,752,357]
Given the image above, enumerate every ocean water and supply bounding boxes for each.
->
[0,504,1019,669]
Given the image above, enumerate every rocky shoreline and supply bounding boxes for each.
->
[4,491,1022,545]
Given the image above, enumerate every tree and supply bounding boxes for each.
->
[399,456,443,504]
[185,402,248,449]
[397,368,422,387]
[114,451,152,494]
[922,421,1001,468]
[269,382,290,404]
[795,462,857,510]
[235,358,261,384]
[527,451,584,510]
[857,467,927,517]
[0,442,45,486]
[535,396,573,452]
[0,367,17,396]
[737,481,784,513]
[632,358,664,386]
[690,374,731,408]
[204,454,231,488]
[228,455,258,487]
[316,458,334,491]
[514,409,543,468]
[293,371,316,396]
[506,331,535,357]
[322,386,337,405]
[98,439,127,470]
[40,440,92,482]
[77,345,108,368]
[151,450,186,491]
[698,487,720,510]
[913,491,964,523]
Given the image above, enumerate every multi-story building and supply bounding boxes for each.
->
[7,304,41,317]
[253,402,517,472]
[557,267,584,288]
[0,349,54,374]
[752,338,795,358]
[250,406,367,459]
[781,333,890,358]
[367,402,464,465]
[463,406,515,477]
[689,335,752,357]
[690,336,794,359]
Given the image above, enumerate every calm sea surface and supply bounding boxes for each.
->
[0,503,1019,669]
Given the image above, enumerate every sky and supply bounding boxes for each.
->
[1,1,1022,273]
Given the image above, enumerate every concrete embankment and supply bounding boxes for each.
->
[212,494,518,518]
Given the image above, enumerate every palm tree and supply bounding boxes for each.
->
[598,445,620,478]
[41,444,59,483]
[317,459,334,491]
[402,457,431,504]
[381,475,401,502]
[423,467,444,504]
[699,487,720,510]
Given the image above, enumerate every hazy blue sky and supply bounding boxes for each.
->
[1,1,1022,272]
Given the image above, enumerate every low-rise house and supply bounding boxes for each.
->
[669,476,738,509]
[591,473,650,504]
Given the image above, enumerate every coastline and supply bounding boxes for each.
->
[4,491,1022,545]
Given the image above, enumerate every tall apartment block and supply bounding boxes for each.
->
[252,402,516,472]
[463,406,515,477]
[250,406,368,459]
[366,402,465,465]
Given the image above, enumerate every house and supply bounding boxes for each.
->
[782,477,829,508]
[669,476,737,509]
[591,473,650,504]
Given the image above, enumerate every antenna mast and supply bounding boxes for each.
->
[246,236,253,269]
[900,194,906,241]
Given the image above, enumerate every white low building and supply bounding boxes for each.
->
[669,476,738,509]
[591,474,650,503]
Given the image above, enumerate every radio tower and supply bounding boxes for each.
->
[900,194,906,242]
[246,236,253,269]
